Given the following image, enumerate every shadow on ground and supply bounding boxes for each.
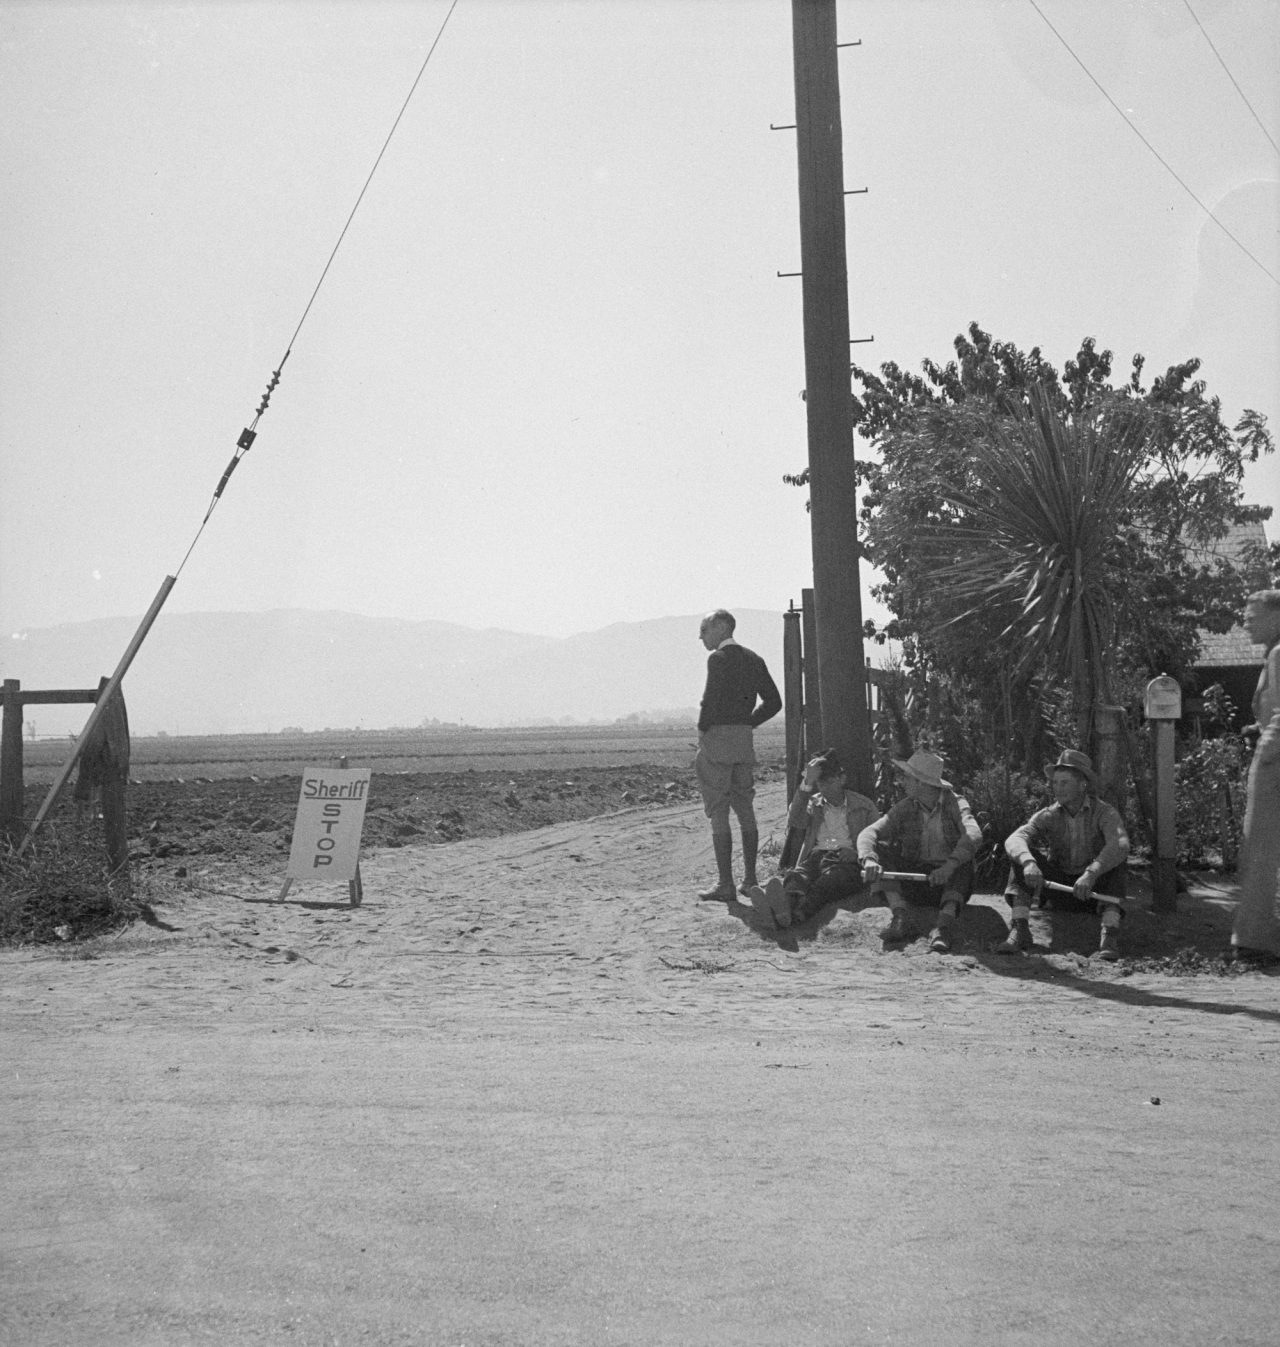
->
[729,869,1278,979]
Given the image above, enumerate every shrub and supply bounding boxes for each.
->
[1173,735,1249,869]
[958,765,1046,886]
[1,823,139,945]
[1165,684,1250,870]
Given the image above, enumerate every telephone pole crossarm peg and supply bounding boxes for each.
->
[845,187,868,195]
[770,123,797,130]
[777,270,802,278]
[850,335,875,345]
[837,40,862,48]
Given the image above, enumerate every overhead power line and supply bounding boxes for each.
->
[283,0,463,358]
[1027,0,1278,288]
[177,0,463,579]
[1183,0,1279,158]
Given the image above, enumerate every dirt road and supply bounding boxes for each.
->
[4,781,1278,1346]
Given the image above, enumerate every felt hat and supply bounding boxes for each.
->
[891,749,951,790]
[1045,748,1097,791]
[811,748,844,779]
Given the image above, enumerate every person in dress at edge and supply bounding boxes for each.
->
[998,749,1130,961]
[693,609,782,903]
[1230,589,1280,964]
[857,749,982,952]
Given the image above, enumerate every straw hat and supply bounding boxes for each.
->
[891,749,951,790]
[1045,748,1097,791]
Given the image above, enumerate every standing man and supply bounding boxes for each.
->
[694,609,782,901]
[1231,589,1280,963]
[999,749,1130,960]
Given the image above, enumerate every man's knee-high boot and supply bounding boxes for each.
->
[740,828,759,895]
[698,832,736,901]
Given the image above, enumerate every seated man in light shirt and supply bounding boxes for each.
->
[746,749,877,930]
[857,749,982,953]
[998,748,1131,961]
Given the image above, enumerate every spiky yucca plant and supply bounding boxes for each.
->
[922,383,1154,748]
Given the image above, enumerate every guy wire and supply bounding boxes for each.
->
[175,0,463,581]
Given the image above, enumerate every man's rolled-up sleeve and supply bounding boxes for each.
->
[1088,803,1130,877]
[950,795,983,865]
[857,811,892,863]
[1005,811,1048,867]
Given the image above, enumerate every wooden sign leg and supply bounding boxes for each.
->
[349,863,363,908]
[277,878,293,902]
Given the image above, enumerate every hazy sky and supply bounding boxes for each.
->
[2,0,1277,647]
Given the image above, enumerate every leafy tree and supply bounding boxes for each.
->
[791,323,1275,785]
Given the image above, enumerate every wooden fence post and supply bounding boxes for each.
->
[1094,703,1127,810]
[1,679,23,843]
[1145,676,1183,914]
[75,678,131,876]
[783,604,804,801]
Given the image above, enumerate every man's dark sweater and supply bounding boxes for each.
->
[698,643,782,734]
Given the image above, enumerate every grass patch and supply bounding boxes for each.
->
[1,821,144,946]
[1120,947,1279,977]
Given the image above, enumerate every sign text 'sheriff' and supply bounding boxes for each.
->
[286,768,371,881]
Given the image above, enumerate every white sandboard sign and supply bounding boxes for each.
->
[280,767,371,903]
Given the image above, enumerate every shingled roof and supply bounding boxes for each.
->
[1192,519,1271,669]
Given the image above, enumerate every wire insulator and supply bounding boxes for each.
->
[255,365,284,418]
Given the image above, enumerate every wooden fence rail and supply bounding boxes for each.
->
[2,678,131,871]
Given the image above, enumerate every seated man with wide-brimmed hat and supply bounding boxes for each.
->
[998,748,1131,961]
[857,749,982,953]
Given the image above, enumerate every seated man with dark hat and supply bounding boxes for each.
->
[856,749,982,953]
[747,749,878,929]
[998,748,1131,961]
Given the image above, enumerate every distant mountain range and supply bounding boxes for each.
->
[4,608,790,736]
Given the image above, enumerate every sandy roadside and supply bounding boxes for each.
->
[3,780,1279,1346]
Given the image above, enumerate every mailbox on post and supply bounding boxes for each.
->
[1144,674,1183,722]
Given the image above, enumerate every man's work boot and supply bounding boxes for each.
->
[697,882,735,901]
[747,877,791,930]
[881,907,916,943]
[928,906,957,954]
[995,918,1033,954]
[1094,926,1122,962]
[698,832,736,901]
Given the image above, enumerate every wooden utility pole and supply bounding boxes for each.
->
[791,0,872,795]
